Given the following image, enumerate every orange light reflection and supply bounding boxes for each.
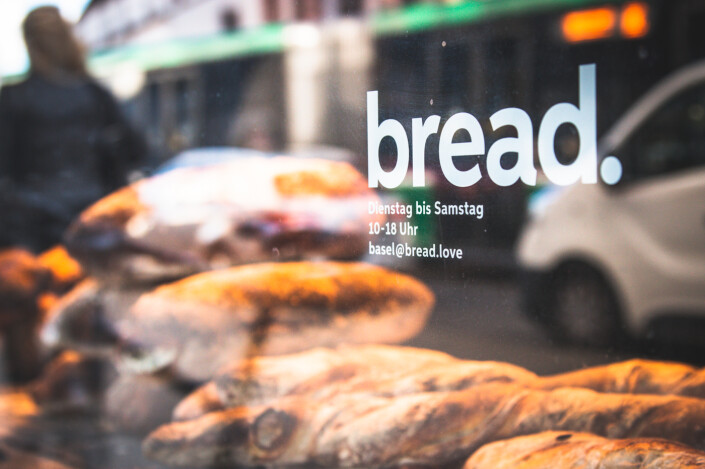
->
[621,2,650,38]
[562,7,617,43]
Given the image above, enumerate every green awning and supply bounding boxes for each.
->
[371,0,631,36]
[2,23,285,83]
[89,23,285,75]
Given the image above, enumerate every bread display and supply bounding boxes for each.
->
[176,342,501,423]
[210,345,538,411]
[143,383,705,468]
[537,358,705,398]
[463,431,705,468]
[4,163,705,469]
[118,262,435,382]
[63,157,384,284]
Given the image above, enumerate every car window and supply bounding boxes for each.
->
[615,82,705,183]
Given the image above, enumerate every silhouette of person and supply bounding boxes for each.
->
[0,6,146,253]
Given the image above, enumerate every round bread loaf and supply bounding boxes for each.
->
[119,262,434,382]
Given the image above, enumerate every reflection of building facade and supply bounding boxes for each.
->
[76,0,705,164]
[76,0,385,163]
[76,0,396,50]
[76,0,457,160]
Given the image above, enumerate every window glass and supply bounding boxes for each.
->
[2,1,705,468]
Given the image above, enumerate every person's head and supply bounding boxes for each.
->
[23,6,87,78]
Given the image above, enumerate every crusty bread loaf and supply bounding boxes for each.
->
[144,383,705,468]
[464,431,705,468]
[213,344,457,409]
[121,262,435,382]
[536,359,705,399]
[368,359,537,397]
[179,345,534,421]
[65,157,384,283]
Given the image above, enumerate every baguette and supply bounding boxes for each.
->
[121,262,435,382]
[464,431,705,468]
[188,350,705,423]
[214,354,705,407]
[214,355,535,410]
[213,344,458,409]
[537,359,705,398]
[144,383,705,468]
[183,346,533,421]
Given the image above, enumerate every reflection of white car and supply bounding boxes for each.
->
[518,61,705,345]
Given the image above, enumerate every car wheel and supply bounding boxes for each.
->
[548,262,623,347]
